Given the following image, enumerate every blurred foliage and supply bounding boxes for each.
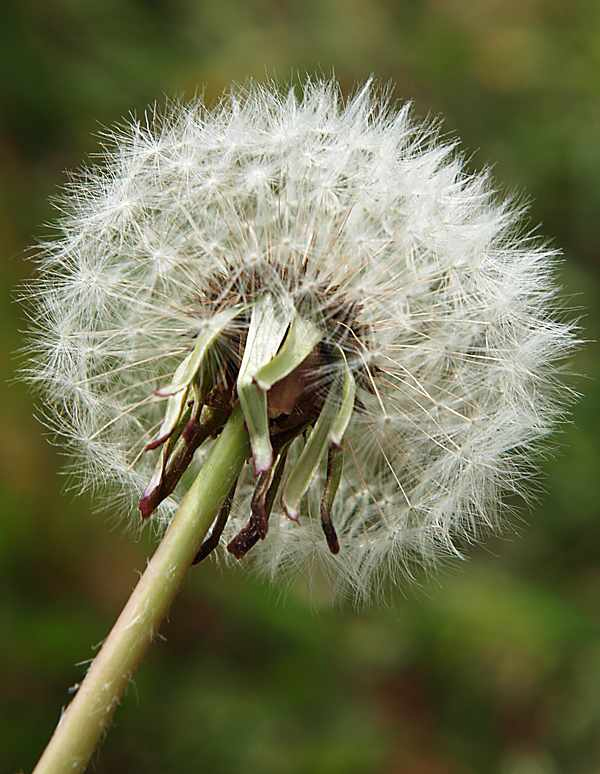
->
[1,1,599,772]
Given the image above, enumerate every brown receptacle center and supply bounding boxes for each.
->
[267,350,322,418]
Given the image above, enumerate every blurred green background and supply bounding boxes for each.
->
[2,1,599,772]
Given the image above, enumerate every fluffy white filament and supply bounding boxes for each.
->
[25,79,576,599]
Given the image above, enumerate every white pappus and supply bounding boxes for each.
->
[24,78,577,600]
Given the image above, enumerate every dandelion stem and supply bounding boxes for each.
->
[32,405,249,774]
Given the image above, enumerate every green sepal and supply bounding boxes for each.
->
[282,352,355,519]
[282,383,339,519]
[329,347,356,447]
[254,315,322,391]
[146,357,193,450]
[237,295,292,473]
[156,307,241,397]
[147,308,239,450]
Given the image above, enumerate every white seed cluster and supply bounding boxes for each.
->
[26,79,576,599]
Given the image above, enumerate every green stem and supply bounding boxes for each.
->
[32,405,249,774]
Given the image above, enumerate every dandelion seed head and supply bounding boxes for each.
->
[25,78,577,600]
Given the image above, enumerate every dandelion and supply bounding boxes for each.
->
[26,78,576,773]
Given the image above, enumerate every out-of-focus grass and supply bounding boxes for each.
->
[2,2,599,773]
